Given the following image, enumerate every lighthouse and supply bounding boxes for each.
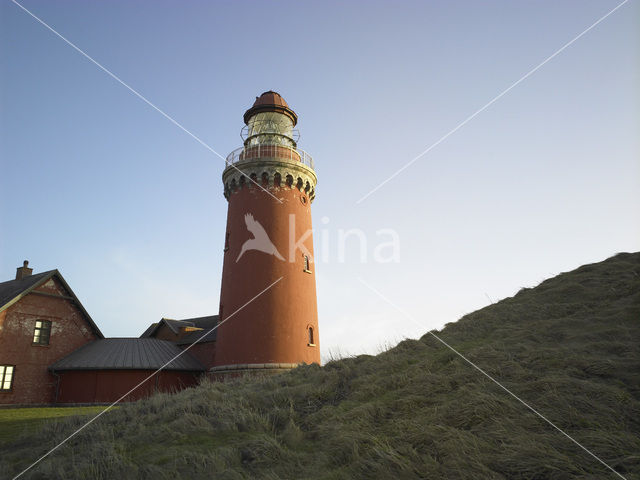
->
[212,91,320,376]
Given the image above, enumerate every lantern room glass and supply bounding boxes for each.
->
[244,112,295,147]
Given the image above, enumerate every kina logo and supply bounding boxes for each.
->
[236,213,285,262]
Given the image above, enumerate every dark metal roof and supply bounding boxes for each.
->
[0,270,54,308]
[186,315,219,329]
[140,315,219,345]
[140,318,189,337]
[175,315,219,345]
[0,269,104,339]
[162,319,186,334]
[139,323,158,338]
[50,338,205,372]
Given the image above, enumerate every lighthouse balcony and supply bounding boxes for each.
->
[226,144,314,170]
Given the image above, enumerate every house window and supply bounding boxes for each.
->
[0,365,14,391]
[33,320,52,345]
[224,232,230,252]
[303,254,311,273]
[307,327,315,346]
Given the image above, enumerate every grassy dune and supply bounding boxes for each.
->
[2,252,639,479]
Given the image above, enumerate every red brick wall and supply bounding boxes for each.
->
[183,342,216,370]
[215,184,320,368]
[56,369,200,403]
[0,276,99,405]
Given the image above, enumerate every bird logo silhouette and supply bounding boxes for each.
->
[236,213,285,262]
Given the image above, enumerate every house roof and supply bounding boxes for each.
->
[140,318,184,337]
[140,315,219,345]
[0,269,104,339]
[139,323,158,338]
[50,338,205,372]
[0,270,54,308]
[175,315,219,345]
[161,319,187,334]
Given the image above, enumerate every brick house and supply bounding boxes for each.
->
[0,262,103,405]
[0,262,215,405]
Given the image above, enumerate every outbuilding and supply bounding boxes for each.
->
[50,338,205,403]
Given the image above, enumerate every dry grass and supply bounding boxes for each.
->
[1,252,638,479]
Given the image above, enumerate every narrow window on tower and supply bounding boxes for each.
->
[32,320,52,345]
[0,365,15,391]
[307,327,315,346]
[224,232,230,252]
[303,254,311,273]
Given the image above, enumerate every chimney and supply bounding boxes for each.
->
[16,260,33,280]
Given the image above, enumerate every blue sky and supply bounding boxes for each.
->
[1,0,638,360]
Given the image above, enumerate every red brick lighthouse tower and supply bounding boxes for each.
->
[213,91,320,376]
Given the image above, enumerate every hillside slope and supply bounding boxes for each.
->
[2,252,639,480]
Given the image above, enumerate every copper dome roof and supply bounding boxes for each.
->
[243,91,298,126]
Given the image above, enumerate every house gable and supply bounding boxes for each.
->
[0,270,103,339]
[0,270,103,405]
[139,316,219,369]
[140,316,218,344]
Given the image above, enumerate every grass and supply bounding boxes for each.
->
[1,252,638,479]
[0,406,107,447]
